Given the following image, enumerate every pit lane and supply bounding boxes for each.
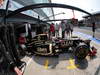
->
[22,28,100,75]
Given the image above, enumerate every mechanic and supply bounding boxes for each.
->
[65,23,71,38]
[18,34,26,48]
[50,23,55,39]
[92,22,96,38]
[70,21,74,37]
[61,20,66,38]
[0,41,23,75]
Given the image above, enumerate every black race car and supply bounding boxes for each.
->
[25,34,91,59]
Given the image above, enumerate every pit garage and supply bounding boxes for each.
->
[0,3,100,75]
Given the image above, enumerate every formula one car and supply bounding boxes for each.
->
[25,34,92,59]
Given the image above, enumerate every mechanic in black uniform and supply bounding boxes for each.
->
[92,22,96,38]
[0,40,23,75]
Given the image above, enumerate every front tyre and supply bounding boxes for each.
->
[75,43,89,60]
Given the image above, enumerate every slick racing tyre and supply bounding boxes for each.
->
[75,43,89,60]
